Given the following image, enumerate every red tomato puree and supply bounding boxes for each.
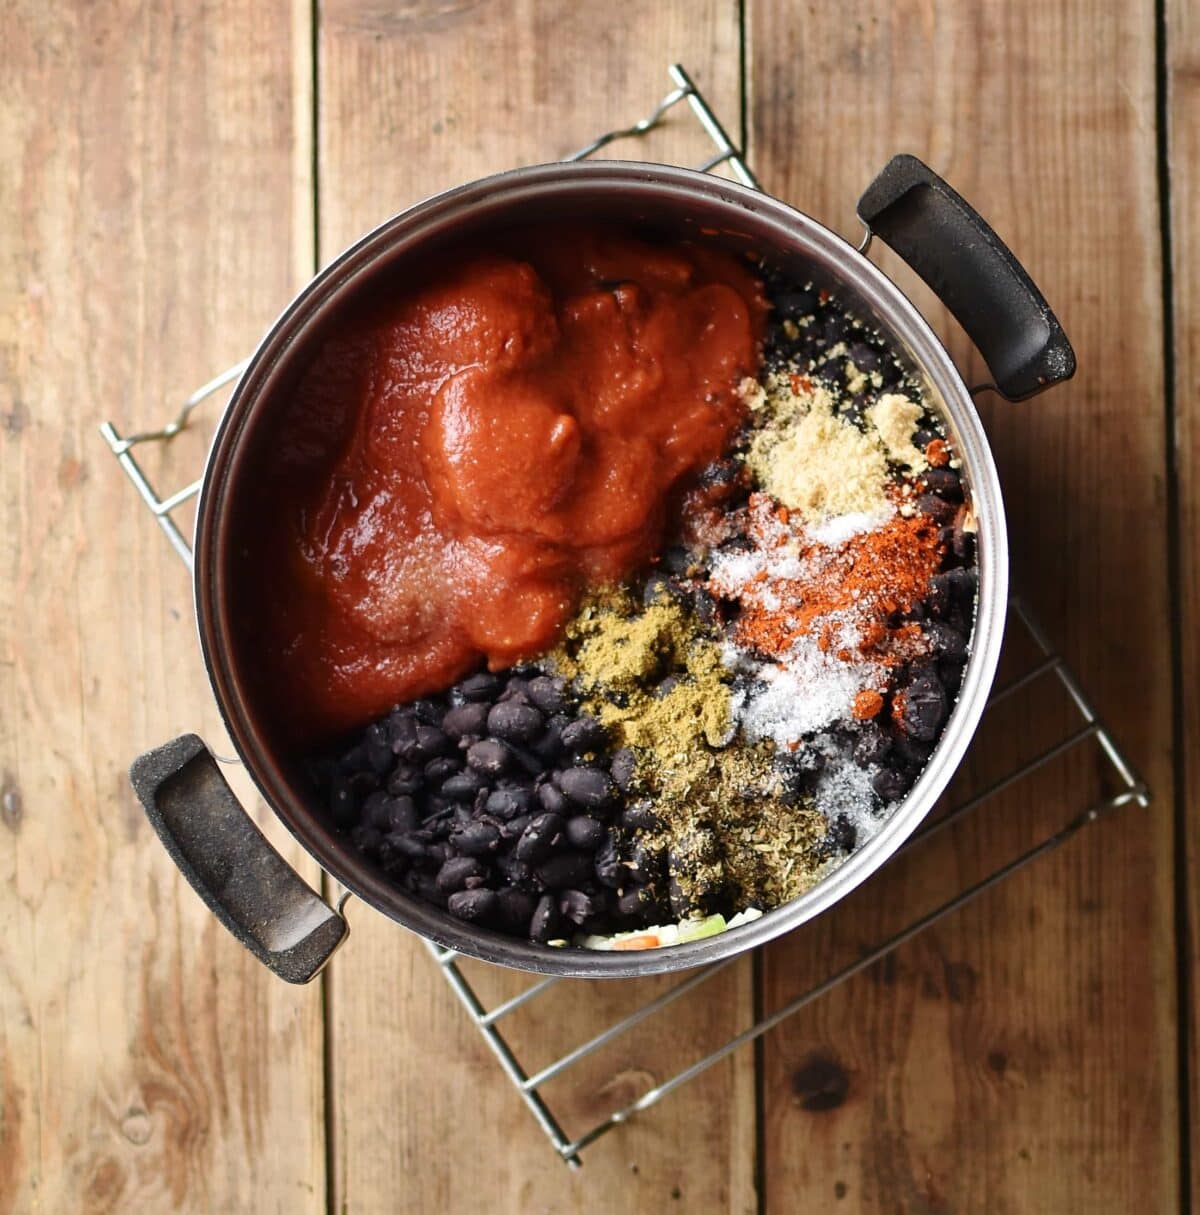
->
[237,225,765,738]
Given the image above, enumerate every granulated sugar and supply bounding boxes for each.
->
[808,507,893,547]
[724,631,880,750]
[810,744,890,843]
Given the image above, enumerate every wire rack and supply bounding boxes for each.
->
[100,63,1151,1169]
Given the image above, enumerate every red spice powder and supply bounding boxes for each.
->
[728,495,945,665]
[925,438,951,468]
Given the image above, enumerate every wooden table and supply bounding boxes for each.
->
[2,1,1195,1210]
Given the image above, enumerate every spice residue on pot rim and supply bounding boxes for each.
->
[234,226,979,950]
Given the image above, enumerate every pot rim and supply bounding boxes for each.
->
[193,159,1008,977]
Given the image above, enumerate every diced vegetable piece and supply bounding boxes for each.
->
[677,913,727,943]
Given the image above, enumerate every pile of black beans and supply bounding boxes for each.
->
[316,669,672,943]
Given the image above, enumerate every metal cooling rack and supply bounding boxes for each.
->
[100,63,1151,1169]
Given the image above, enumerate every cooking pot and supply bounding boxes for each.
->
[130,156,1074,981]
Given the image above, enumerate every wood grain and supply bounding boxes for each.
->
[1168,0,1200,1203]
[316,3,757,1211]
[0,2,325,1211]
[748,0,1178,1210]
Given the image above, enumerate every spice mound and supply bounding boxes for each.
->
[308,256,979,949]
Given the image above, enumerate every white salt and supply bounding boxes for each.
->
[808,505,893,548]
[811,747,889,845]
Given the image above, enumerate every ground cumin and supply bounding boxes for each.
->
[551,586,829,908]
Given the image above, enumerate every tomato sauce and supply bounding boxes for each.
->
[235,225,765,739]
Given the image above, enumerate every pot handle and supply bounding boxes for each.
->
[857,154,1076,401]
[130,734,348,984]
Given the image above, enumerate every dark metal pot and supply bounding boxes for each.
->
[131,158,1073,981]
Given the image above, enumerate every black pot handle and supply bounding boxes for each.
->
[130,734,348,983]
[857,154,1076,401]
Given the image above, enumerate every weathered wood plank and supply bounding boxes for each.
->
[0,2,325,1211]
[316,3,757,1210]
[748,1,1178,1210]
[1168,0,1200,1204]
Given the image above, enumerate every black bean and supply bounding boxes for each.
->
[436,856,487,893]
[853,723,892,768]
[515,813,564,864]
[536,851,595,889]
[558,766,616,809]
[426,841,453,866]
[890,724,933,766]
[496,888,536,934]
[925,621,967,660]
[565,815,606,851]
[537,782,568,815]
[661,544,692,576]
[560,716,607,754]
[668,878,699,920]
[328,775,357,827]
[413,724,453,759]
[916,493,956,525]
[621,801,660,831]
[496,852,535,888]
[528,721,565,763]
[500,813,532,841]
[775,287,819,321]
[643,573,686,609]
[362,791,392,832]
[392,832,431,862]
[423,755,461,786]
[339,742,375,775]
[692,588,718,625]
[927,569,977,620]
[466,738,511,777]
[617,888,650,919]
[529,893,564,942]
[350,824,383,855]
[506,744,547,777]
[610,747,637,792]
[458,671,501,702]
[411,698,444,725]
[450,821,501,857]
[825,814,857,854]
[486,787,534,819]
[594,835,624,888]
[847,340,880,374]
[527,675,568,715]
[654,675,680,700]
[443,702,489,738]
[559,890,603,926]
[901,671,948,742]
[940,657,966,697]
[407,872,449,909]
[387,713,419,755]
[441,769,488,802]
[487,701,544,743]
[627,840,664,886]
[448,888,498,923]
[499,675,532,703]
[386,764,423,796]
[945,565,978,605]
[365,722,393,774]
[922,467,963,500]
[872,766,912,802]
[386,795,418,834]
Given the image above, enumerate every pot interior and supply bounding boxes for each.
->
[198,162,1007,976]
